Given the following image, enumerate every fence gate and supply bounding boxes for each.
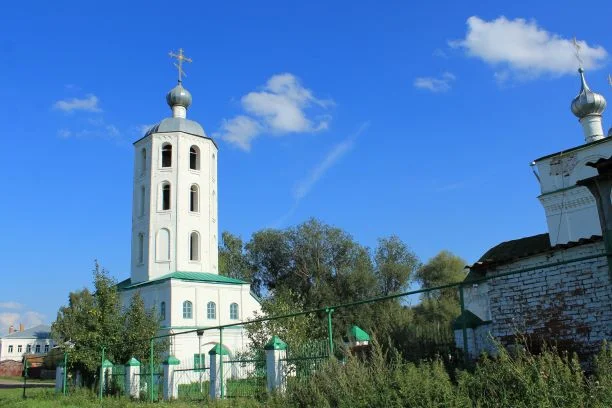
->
[224,351,267,399]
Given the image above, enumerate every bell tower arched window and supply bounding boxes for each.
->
[140,148,147,175]
[190,185,199,212]
[161,182,171,210]
[161,143,172,168]
[190,231,200,261]
[190,146,200,170]
[137,233,144,265]
[139,185,146,216]
[156,228,170,261]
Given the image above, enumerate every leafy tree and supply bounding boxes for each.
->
[245,289,319,351]
[245,228,293,293]
[219,231,256,290]
[415,250,466,301]
[242,220,424,351]
[413,250,467,331]
[51,262,165,387]
[374,235,419,296]
[116,291,162,365]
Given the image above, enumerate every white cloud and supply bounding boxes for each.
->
[216,116,262,152]
[216,73,333,151]
[0,302,22,310]
[57,120,122,142]
[295,121,369,200]
[414,72,456,92]
[450,16,608,79]
[272,122,370,227]
[53,94,102,113]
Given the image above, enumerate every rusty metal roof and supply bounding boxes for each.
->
[467,233,602,277]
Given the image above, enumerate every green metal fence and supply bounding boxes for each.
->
[281,339,329,382]
[225,350,266,399]
[140,364,163,401]
[173,356,208,401]
[108,364,125,396]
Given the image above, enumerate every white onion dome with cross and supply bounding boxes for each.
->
[571,68,606,119]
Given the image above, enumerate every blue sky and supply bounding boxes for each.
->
[2,0,612,332]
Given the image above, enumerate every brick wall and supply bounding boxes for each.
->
[0,360,23,377]
[484,241,611,357]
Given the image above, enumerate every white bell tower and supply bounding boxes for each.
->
[130,49,219,284]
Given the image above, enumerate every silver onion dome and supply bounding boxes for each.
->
[571,68,606,118]
[166,83,192,109]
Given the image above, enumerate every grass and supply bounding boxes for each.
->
[0,376,54,383]
[1,342,609,408]
[0,388,260,407]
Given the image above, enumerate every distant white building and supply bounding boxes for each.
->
[0,325,55,362]
[118,51,261,369]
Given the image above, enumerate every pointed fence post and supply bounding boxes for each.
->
[162,356,180,400]
[208,344,229,400]
[55,360,65,393]
[265,336,287,394]
[125,357,141,399]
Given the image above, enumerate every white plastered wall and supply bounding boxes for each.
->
[131,132,218,284]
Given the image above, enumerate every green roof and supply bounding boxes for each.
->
[452,310,489,330]
[208,344,230,356]
[348,325,370,342]
[102,359,114,368]
[264,336,287,351]
[117,271,248,291]
[125,357,141,367]
[163,356,180,365]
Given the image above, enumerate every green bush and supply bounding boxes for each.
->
[271,343,469,408]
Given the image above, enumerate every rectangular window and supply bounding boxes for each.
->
[35,345,40,353]
[17,345,22,353]
[26,345,31,353]
[44,344,49,353]
[8,345,13,353]
[194,354,205,372]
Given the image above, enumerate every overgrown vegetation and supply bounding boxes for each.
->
[4,342,610,407]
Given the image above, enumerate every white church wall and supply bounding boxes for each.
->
[534,140,612,245]
[170,281,258,328]
[120,282,172,326]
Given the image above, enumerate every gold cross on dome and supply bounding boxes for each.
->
[169,48,192,83]
[572,37,583,69]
